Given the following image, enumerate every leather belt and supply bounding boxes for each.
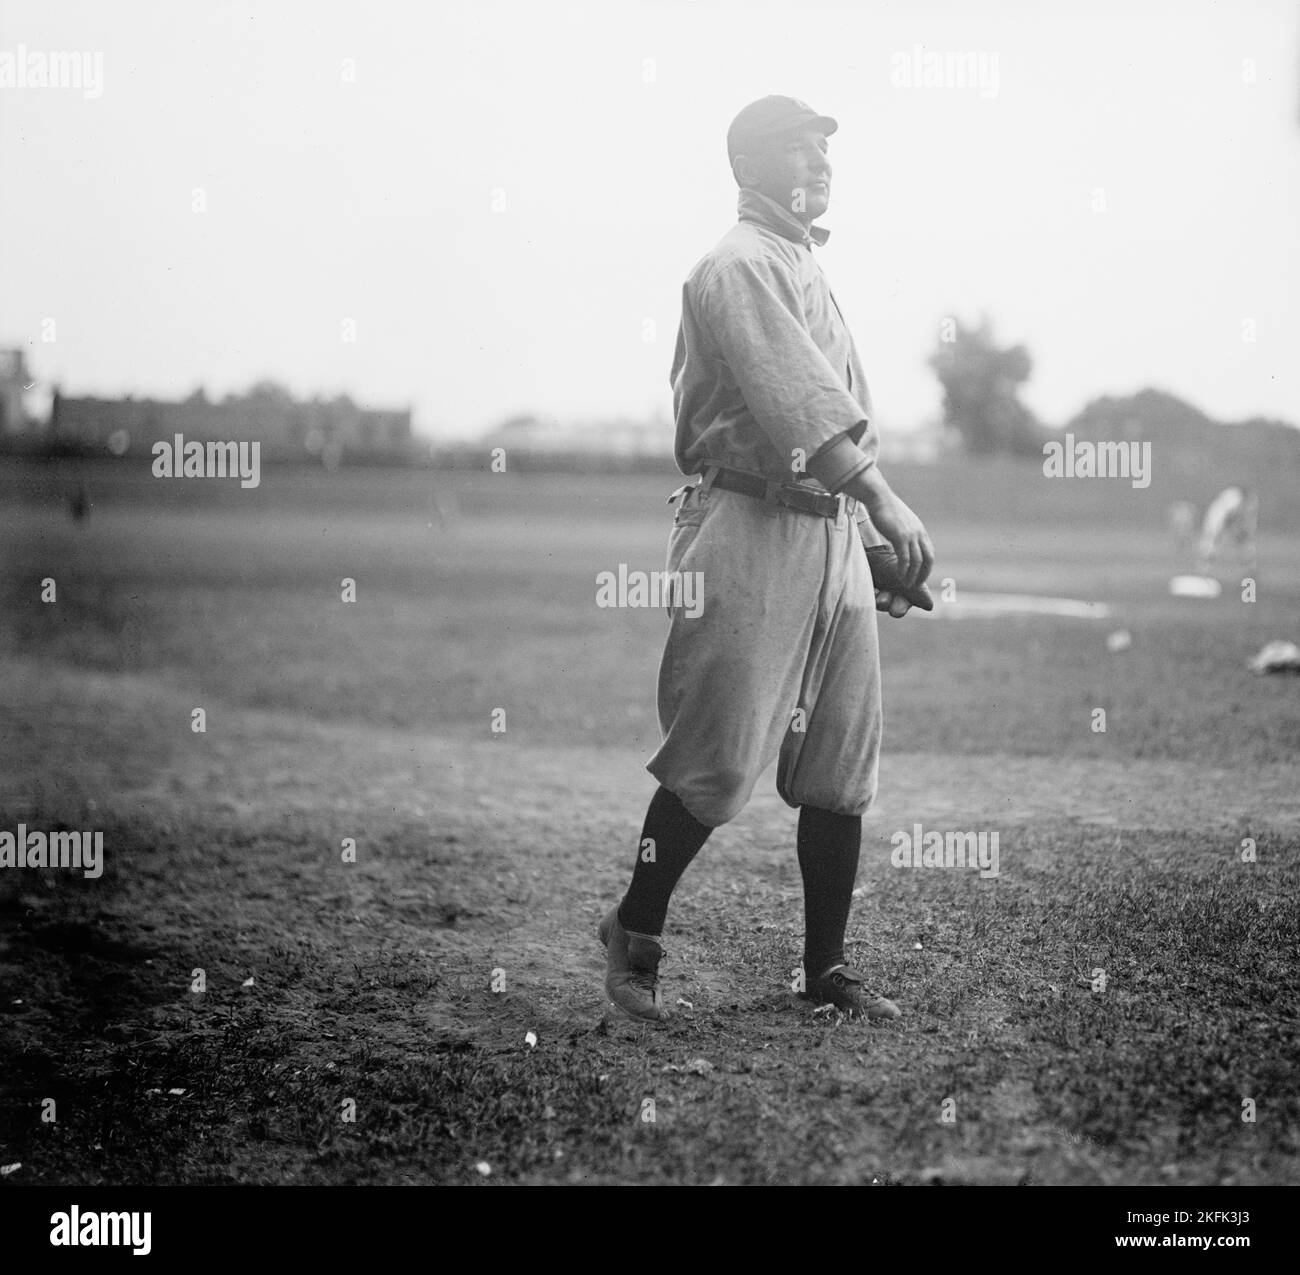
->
[707,466,850,520]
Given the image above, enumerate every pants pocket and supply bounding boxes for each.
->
[663,507,709,619]
[675,490,707,529]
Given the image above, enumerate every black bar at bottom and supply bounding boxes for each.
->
[0,1184,1284,1259]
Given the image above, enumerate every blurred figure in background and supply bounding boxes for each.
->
[1196,485,1258,571]
[1167,500,1197,553]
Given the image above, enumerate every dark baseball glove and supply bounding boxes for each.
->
[862,540,935,611]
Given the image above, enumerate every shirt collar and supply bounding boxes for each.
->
[737,187,830,248]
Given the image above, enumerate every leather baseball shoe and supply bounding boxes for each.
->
[598,906,669,1023]
[802,963,901,1021]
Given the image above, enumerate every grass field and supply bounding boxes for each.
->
[1,456,1297,1185]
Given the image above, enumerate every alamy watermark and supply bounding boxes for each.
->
[891,823,1000,879]
[890,44,1000,99]
[1,825,103,878]
[1042,433,1151,489]
[50,1207,150,1255]
[152,434,261,488]
[0,45,103,99]
[596,565,704,618]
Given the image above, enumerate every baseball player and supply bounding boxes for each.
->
[599,96,934,1024]
[1196,484,1258,571]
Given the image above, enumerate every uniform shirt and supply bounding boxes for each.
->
[669,187,877,493]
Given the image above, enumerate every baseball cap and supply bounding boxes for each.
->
[726,95,838,163]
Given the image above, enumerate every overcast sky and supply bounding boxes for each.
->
[2,0,1297,440]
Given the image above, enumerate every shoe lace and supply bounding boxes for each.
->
[629,952,664,995]
[828,965,883,997]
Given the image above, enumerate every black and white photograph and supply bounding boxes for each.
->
[1,0,1296,1237]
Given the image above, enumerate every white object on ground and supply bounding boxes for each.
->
[1169,575,1222,599]
[934,593,1110,620]
[1249,641,1300,675]
[1106,630,1132,652]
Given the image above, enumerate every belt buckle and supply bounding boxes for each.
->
[781,483,811,515]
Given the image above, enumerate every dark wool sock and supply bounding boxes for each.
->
[798,804,862,978]
[618,786,714,936]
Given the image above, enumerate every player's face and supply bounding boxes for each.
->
[748,128,832,222]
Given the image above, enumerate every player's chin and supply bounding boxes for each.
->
[807,187,830,218]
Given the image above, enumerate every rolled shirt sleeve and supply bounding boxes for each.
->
[806,431,873,494]
[697,257,874,476]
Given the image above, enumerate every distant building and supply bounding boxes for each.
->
[46,384,416,464]
[483,408,674,459]
[0,349,31,435]
[483,409,951,466]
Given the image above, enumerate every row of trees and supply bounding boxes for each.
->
[929,317,1043,456]
[929,317,1299,467]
